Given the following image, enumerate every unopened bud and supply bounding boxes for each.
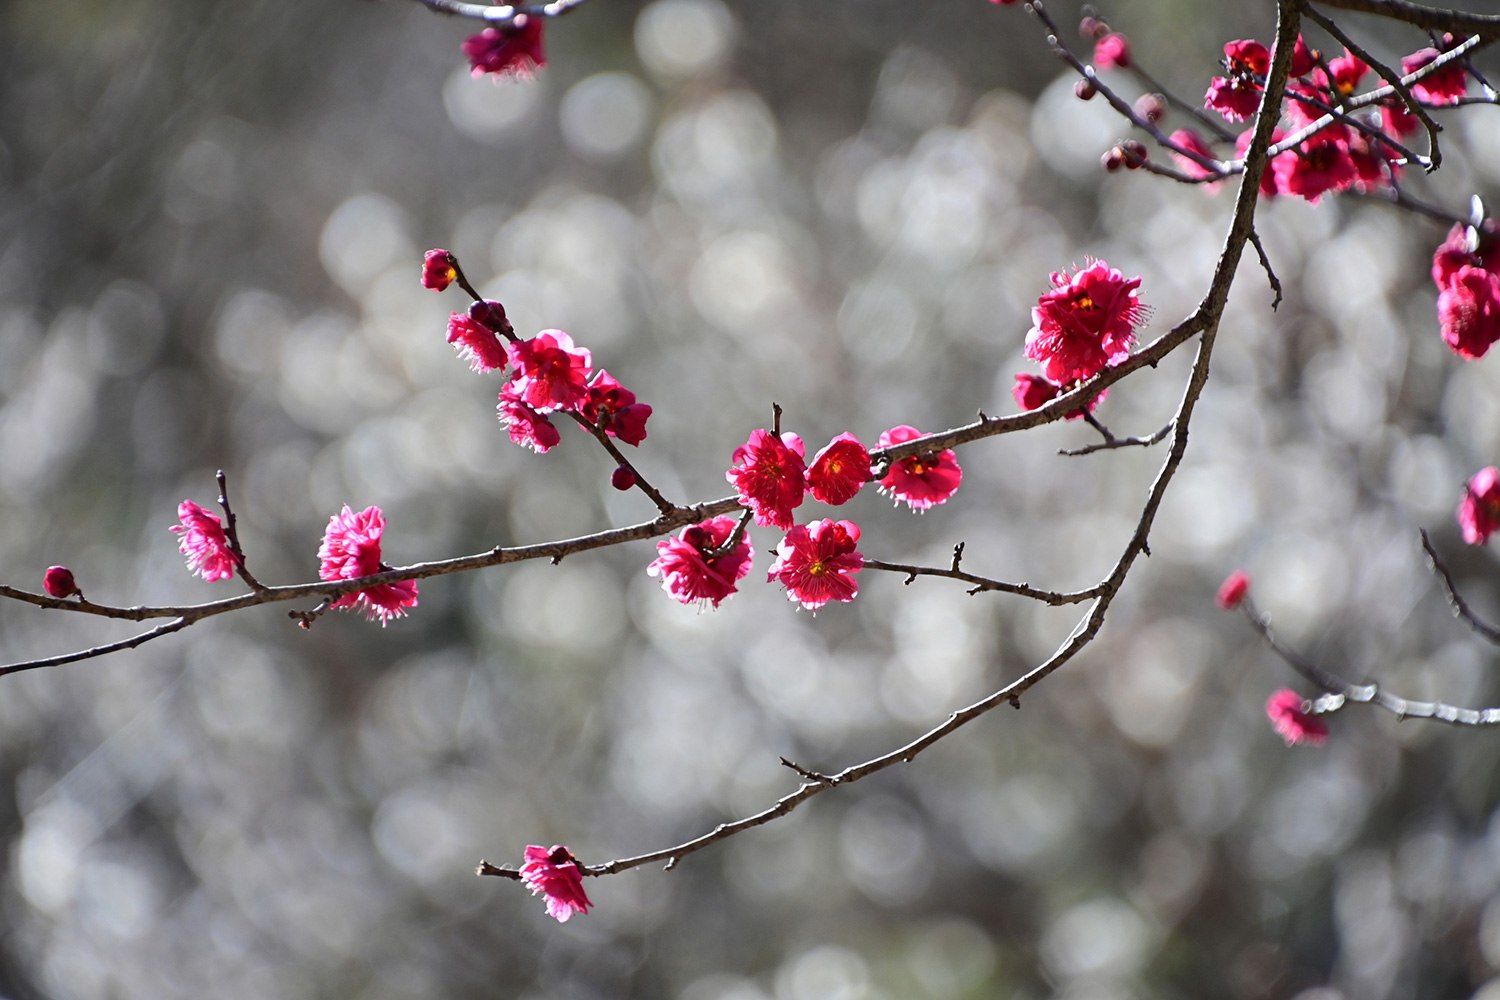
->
[1120,140,1148,168]
[611,465,637,491]
[1079,16,1104,39]
[1102,146,1125,172]
[43,565,80,599]
[1074,79,1097,101]
[468,298,509,335]
[1134,93,1165,124]
[421,249,459,291]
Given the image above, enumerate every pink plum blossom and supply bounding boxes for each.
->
[807,433,871,506]
[447,312,509,374]
[519,845,592,923]
[1266,689,1328,746]
[1459,467,1500,545]
[767,519,864,611]
[579,370,652,446]
[462,18,546,79]
[317,505,419,626]
[172,500,237,582]
[1025,260,1145,383]
[1011,373,1102,419]
[876,425,963,511]
[497,384,561,454]
[508,330,592,413]
[1403,43,1467,105]
[1271,130,1357,204]
[1437,266,1500,359]
[1093,33,1130,70]
[727,429,806,530]
[1216,570,1250,610]
[647,515,754,609]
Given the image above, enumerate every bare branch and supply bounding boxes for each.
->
[1240,598,1500,725]
[1420,528,1500,645]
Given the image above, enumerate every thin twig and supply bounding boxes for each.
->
[1419,528,1500,645]
[1240,598,1500,725]
[1304,5,1443,170]
[1060,421,1173,457]
[861,558,1098,604]
[1248,226,1284,309]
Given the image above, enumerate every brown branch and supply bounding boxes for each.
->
[1059,420,1174,457]
[861,557,1098,604]
[1420,528,1500,645]
[408,0,590,23]
[1311,0,1500,40]
[1303,5,1443,170]
[1240,598,1500,725]
[479,0,1303,883]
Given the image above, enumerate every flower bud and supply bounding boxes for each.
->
[1134,93,1165,124]
[468,298,509,334]
[1119,140,1148,169]
[1102,146,1125,172]
[611,465,637,491]
[43,565,80,599]
[421,249,459,291]
[1074,79,1097,101]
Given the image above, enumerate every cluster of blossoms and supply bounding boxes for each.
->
[1432,224,1500,360]
[166,499,418,626]
[423,250,653,458]
[1078,24,1470,206]
[1013,260,1145,416]
[519,844,592,923]
[648,425,962,613]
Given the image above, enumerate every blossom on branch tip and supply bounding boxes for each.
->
[172,500,236,582]
[508,330,592,413]
[647,515,753,609]
[727,429,806,530]
[1025,260,1145,383]
[580,370,652,446]
[807,433,871,506]
[1266,689,1328,746]
[498,384,561,454]
[463,17,546,80]
[1216,570,1250,610]
[317,505,418,626]
[447,312,509,374]
[876,425,962,511]
[520,845,592,923]
[767,519,864,611]
[422,249,458,291]
[1093,33,1130,70]
[1459,467,1500,546]
[43,566,80,600]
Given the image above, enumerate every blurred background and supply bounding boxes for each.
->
[3,0,1500,996]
